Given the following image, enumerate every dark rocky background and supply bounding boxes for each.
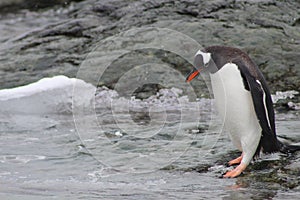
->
[0,0,299,97]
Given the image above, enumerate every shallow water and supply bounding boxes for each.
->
[0,77,299,199]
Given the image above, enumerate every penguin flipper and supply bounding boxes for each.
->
[237,66,279,154]
[240,67,300,155]
[248,77,279,153]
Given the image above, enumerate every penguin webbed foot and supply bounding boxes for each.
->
[223,163,247,178]
[227,153,243,166]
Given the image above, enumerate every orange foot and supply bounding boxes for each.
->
[228,153,243,166]
[223,163,247,178]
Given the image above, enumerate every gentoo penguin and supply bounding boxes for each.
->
[186,46,300,178]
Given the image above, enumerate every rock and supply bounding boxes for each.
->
[0,0,299,100]
[0,0,83,12]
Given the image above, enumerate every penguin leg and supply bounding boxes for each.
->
[223,163,247,178]
[228,153,243,166]
[224,132,260,178]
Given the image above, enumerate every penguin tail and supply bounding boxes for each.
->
[277,140,300,154]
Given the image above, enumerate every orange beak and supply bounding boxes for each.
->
[186,69,201,82]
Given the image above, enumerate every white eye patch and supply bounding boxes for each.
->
[195,50,211,65]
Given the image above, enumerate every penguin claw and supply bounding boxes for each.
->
[223,163,246,178]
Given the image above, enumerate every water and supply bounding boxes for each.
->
[0,76,299,199]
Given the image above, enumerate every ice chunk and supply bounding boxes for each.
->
[0,75,96,114]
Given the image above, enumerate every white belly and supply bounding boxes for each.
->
[209,63,261,152]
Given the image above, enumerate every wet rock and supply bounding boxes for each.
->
[232,153,300,190]
[161,163,211,173]
[183,164,211,173]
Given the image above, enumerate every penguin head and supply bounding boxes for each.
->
[186,50,213,82]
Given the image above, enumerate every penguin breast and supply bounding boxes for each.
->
[209,63,262,150]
